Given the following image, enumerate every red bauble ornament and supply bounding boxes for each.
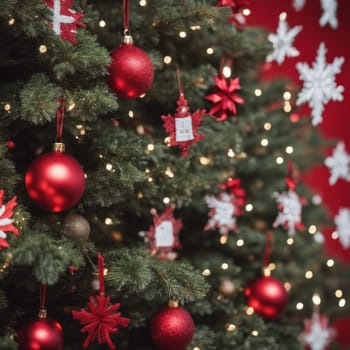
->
[17,317,64,350]
[150,303,195,350]
[109,35,154,99]
[25,145,85,212]
[6,140,16,150]
[245,275,288,319]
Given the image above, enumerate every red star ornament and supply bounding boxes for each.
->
[0,190,19,249]
[72,254,130,349]
[146,206,183,259]
[205,75,244,121]
[72,295,130,349]
[162,94,206,156]
[45,0,85,45]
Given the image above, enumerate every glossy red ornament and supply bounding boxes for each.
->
[6,140,16,150]
[25,150,85,212]
[150,305,195,350]
[17,317,64,350]
[245,275,288,319]
[109,37,154,99]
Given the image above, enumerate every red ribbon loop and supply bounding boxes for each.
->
[123,0,130,32]
[39,283,47,310]
[285,161,297,191]
[98,253,105,296]
[263,231,273,268]
[176,67,184,96]
[56,97,65,141]
[219,57,233,77]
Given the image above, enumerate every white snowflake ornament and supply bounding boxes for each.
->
[324,142,350,185]
[296,42,344,126]
[205,193,237,235]
[300,309,335,350]
[334,208,350,249]
[292,0,338,29]
[320,0,338,29]
[292,0,306,11]
[273,190,306,236]
[314,231,325,244]
[205,178,246,235]
[266,15,302,65]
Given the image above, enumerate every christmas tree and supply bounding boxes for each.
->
[0,0,349,349]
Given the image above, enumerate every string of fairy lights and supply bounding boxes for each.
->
[2,2,348,348]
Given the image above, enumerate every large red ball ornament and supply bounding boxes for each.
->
[17,317,64,350]
[25,148,85,212]
[245,275,288,319]
[109,35,154,99]
[150,304,195,350]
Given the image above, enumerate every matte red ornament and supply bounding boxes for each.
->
[25,146,85,212]
[150,304,195,350]
[245,275,288,319]
[17,317,64,350]
[109,36,154,99]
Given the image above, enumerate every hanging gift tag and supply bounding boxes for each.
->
[155,220,174,247]
[162,68,205,156]
[175,116,194,142]
[145,206,182,258]
[214,199,235,225]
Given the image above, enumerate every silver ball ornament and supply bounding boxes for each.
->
[62,213,90,241]
[219,279,236,297]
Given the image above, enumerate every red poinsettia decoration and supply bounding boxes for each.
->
[72,254,130,349]
[45,0,85,45]
[146,206,183,259]
[0,190,19,249]
[205,75,244,121]
[162,93,206,157]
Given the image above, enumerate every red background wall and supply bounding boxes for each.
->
[246,0,350,259]
[246,0,350,346]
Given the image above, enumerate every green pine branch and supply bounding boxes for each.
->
[106,248,209,304]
